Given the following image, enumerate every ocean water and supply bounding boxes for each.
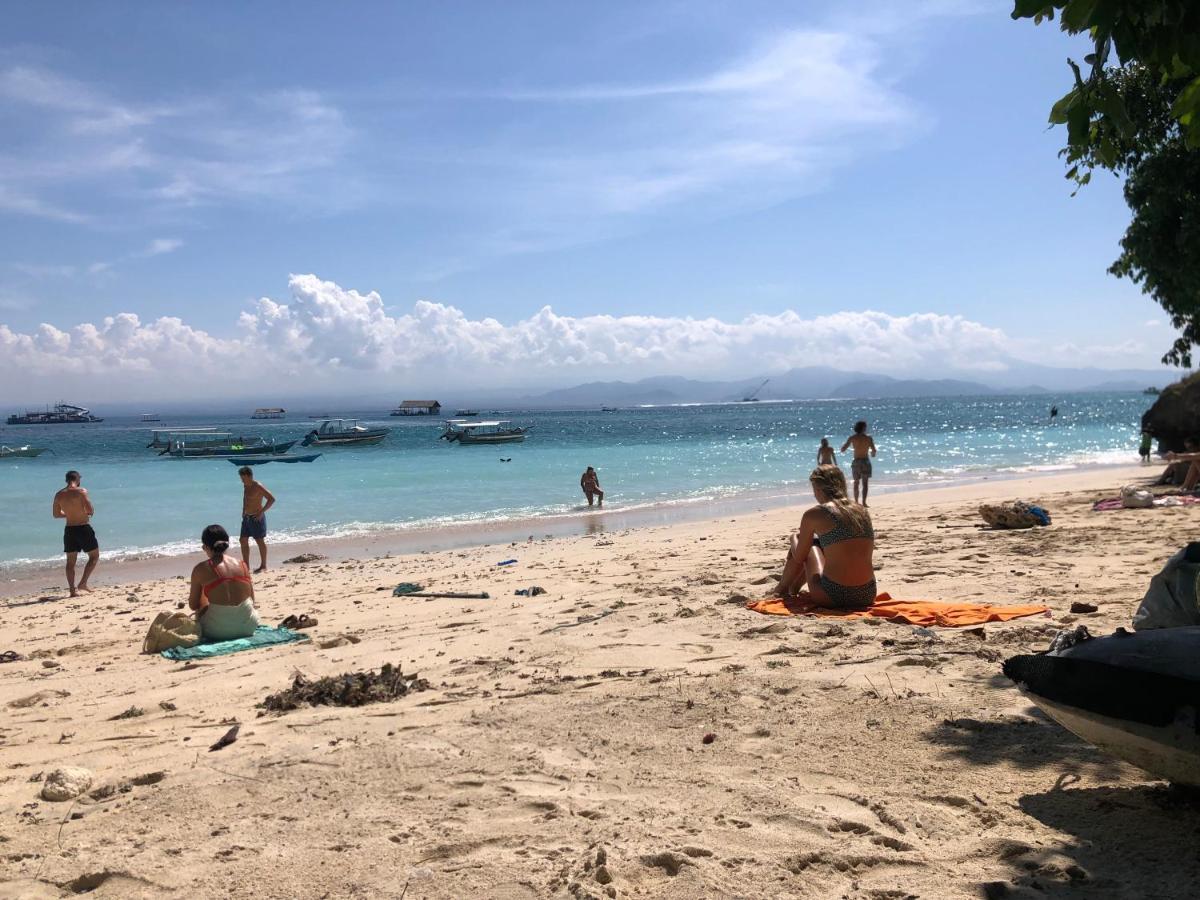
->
[0,394,1150,572]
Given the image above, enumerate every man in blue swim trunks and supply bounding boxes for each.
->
[238,466,275,573]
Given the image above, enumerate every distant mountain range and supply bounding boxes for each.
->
[513,365,1172,408]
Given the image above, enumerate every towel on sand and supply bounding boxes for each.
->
[161,625,308,660]
[1093,494,1200,512]
[745,592,1048,627]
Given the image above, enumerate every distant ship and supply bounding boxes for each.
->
[7,403,103,425]
[1144,387,1161,395]
[251,407,286,419]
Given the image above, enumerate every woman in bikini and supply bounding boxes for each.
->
[188,524,261,640]
[774,465,876,609]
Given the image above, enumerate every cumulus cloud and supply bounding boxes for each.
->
[1,274,1021,400]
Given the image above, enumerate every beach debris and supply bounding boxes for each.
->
[496,558,518,566]
[317,634,362,649]
[109,705,145,720]
[283,553,326,564]
[1049,625,1092,653]
[8,689,70,709]
[40,766,93,802]
[393,582,490,599]
[1069,601,1099,614]
[209,724,240,752]
[41,659,60,668]
[514,586,547,596]
[260,662,429,713]
[541,608,618,634]
[159,701,177,712]
[702,732,717,745]
[279,614,318,630]
[0,650,22,663]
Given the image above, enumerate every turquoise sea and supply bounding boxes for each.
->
[0,393,1150,574]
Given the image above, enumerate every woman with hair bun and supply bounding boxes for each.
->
[774,465,876,609]
[188,524,261,640]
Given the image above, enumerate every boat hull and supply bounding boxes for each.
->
[1005,628,1200,786]
[0,447,46,458]
[456,432,526,444]
[164,440,297,458]
[301,432,389,447]
[226,453,321,465]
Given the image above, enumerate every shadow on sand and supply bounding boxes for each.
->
[999,783,1200,897]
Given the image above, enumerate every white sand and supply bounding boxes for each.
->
[2,463,1196,898]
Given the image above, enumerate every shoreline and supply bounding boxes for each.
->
[0,460,1154,600]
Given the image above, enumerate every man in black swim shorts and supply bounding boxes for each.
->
[53,470,99,596]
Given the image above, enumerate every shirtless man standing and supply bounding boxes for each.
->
[238,466,276,573]
[840,421,878,506]
[581,466,604,507]
[53,470,99,596]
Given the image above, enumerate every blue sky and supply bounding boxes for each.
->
[0,1,1180,401]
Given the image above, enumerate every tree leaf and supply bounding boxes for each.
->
[1062,0,1101,30]
[1049,89,1078,124]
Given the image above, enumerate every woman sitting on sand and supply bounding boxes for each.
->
[775,465,876,609]
[188,524,261,640]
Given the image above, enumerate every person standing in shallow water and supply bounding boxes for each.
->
[53,470,99,596]
[581,466,604,507]
[817,438,838,468]
[238,466,275,573]
[840,421,878,506]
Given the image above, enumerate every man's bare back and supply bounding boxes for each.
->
[53,485,93,526]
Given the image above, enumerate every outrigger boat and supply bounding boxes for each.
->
[440,419,530,445]
[302,419,390,447]
[0,445,47,458]
[160,435,297,458]
[147,427,222,449]
[226,453,321,465]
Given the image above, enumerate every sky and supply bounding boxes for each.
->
[0,0,1184,403]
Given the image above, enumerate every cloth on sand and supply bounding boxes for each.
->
[160,625,308,660]
[745,592,1049,627]
[979,501,1051,529]
[1093,493,1200,512]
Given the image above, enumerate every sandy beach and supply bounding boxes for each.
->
[2,462,1197,898]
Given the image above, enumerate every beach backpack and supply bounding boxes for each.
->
[1120,485,1155,509]
[1132,544,1200,630]
[979,501,1051,530]
[142,611,201,653]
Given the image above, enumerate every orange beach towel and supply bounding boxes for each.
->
[745,592,1049,627]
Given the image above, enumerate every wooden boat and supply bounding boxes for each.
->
[147,427,221,449]
[161,437,297,458]
[251,407,286,419]
[0,445,47,458]
[440,420,529,445]
[226,453,322,465]
[7,403,102,425]
[302,419,390,447]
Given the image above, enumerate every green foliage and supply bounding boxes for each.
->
[1016,2,1200,366]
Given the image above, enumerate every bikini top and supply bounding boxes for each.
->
[818,503,874,545]
[201,558,252,600]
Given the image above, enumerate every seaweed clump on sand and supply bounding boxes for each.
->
[260,662,429,713]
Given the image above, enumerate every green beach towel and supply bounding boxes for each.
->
[161,625,309,660]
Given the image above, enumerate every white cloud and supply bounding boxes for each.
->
[143,238,183,257]
[1,274,1022,399]
[0,63,353,223]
